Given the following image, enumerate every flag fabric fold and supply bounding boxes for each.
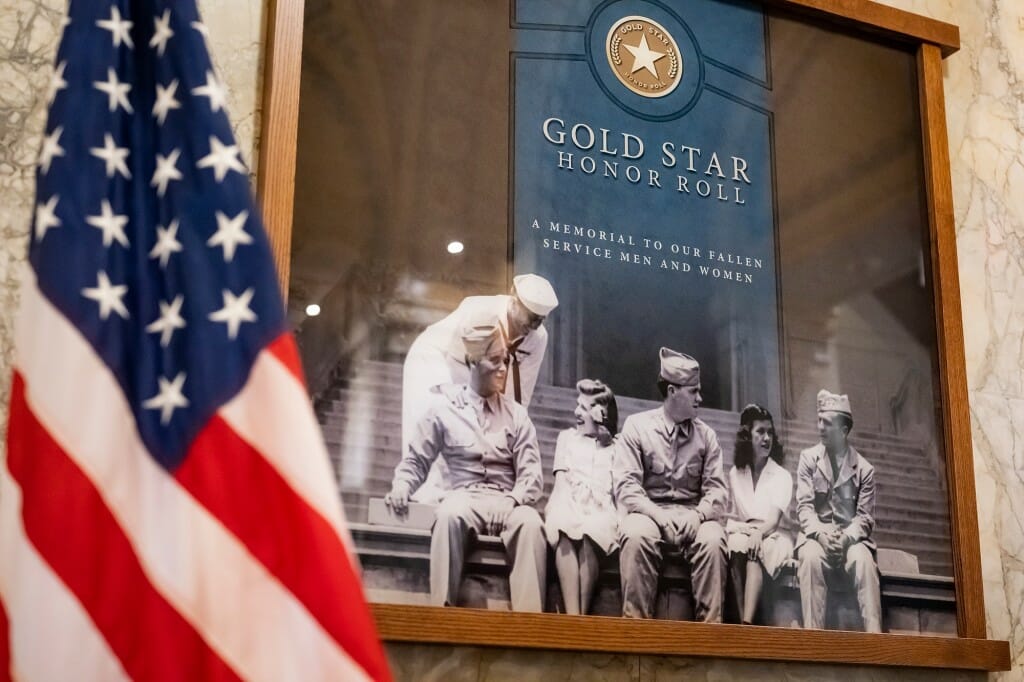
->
[1,1,390,679]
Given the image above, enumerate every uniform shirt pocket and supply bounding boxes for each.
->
[675,460,703,490]
[643,450,668,475]
[444,422,478,451]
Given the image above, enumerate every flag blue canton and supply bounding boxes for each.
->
[32,0,286,471]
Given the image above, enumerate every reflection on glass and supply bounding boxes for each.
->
[289,0,955,636]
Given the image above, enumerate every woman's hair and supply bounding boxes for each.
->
[733,403,784,468]
[576,378,619,445]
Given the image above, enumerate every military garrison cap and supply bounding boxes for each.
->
[659,347,700,387]
[816,389,852,417]
[461,311,507,362]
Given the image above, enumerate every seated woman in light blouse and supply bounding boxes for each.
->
[726,404,794,624]
[543,379,619,615]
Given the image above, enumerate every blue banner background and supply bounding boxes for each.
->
[513,0,780,413]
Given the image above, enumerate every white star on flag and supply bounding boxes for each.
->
[192,70,228,113]
[209,288,257,339]
[86,199,130,248]
[90,133,132,179]
[143,372,190,425]
[151,149,183,196]
[150,10,174,56]
[38,126,65,173]
[149,220,183,268]
[82,270,130,320]
[624,34,666,78]
[34,195,61,241]
[46,60,67,105]
[145,295,187,347]
[196,136,246,182]
[94,68,134,114]
[152,79,182,125]
[96,6,134,49]
[207,210,253,262]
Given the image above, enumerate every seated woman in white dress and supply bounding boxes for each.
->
[726,403,794,625]
[544,379,619,615]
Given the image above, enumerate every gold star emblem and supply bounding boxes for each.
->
[606,16,682,98]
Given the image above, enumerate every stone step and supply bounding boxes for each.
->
[874,502,952,524]
[345,361,936,446]
[321,379,935,456]
[321,405,937,466]
[324,422,940,471]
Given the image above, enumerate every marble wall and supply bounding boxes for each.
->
[0,0,1020,680]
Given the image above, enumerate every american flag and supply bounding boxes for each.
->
[0,1,390,679]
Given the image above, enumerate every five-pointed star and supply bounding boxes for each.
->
[196,136,246,182]
[152,79,182,125]
[207,210,252,262]
[38,126,65,174]
[192,70,227,113]
[624,34,666,78]
[150,10,174,56]
[149,220,183,268]
[46,60,67,105]
[35,195,61,241]
[86,199,130,248]
[145,295,186,347]
[90,133,132,179]
[151,148,183,196]
[94,68,134,113]
[209,288,257,339]
[82,271,130,320]
[143,372,189,425]
[96,6,134,49]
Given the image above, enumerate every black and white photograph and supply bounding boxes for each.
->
[289,0,955,637]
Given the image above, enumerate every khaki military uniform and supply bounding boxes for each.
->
[393,384,546,612]
[613,408,729,621]
[795,443,881,632]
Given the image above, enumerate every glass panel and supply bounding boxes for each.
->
[290,0,954,635]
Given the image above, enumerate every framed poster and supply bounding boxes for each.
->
[258,0,1010,670]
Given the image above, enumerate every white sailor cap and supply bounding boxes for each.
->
[512,274,558,316]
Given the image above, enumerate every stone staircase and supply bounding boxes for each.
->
[316,359,954,576]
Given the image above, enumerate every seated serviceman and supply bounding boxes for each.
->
[795,390,881,632]
[384,313,547,612]
[614,347,729,621]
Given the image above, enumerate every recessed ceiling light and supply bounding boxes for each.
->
[447,241,464,254]
[305,303,321,317]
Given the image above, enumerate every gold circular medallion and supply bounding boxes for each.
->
[605,16,682,98]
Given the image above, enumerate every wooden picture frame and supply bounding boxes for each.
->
[257,0,1010,670]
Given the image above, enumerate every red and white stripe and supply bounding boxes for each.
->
[1,268,390,681]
